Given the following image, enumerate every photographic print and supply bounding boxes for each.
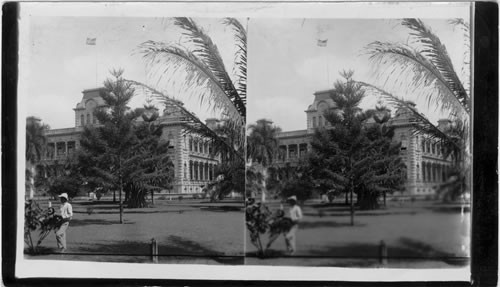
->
[13,1,484,282]
[21,10,246,265]
[246,16,471,268]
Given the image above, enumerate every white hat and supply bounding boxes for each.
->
[58,193,69,200]
[287,195,297,202]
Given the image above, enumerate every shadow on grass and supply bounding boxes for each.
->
[39,235,244,265]
[69,218,134,227]
[426,205,471,213]
[303,210,418,217]
[299,221,366,229]
[309,203,351,208]
[252,237,468,267]
[78,200,119,206]
[199,206,244,212]
[74,209,198,215]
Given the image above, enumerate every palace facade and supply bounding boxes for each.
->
[275,88,453,196]
[38,88,220,196]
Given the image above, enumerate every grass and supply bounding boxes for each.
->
[245,200,470,268]
[25,198,470,268]
[25,199,245,265]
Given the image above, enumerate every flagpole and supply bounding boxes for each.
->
[86,37,98,87]
[326,54,329,87]
[95,45,98,87]
[316,38,329,87]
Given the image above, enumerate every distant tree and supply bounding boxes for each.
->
[26,117,49,199]
[266,163,315,202]
[247,119,282,202]
[309,71,406,212]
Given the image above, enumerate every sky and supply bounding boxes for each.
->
[21,16,241,129]
[247,18,471,131]
[19,3,470,132]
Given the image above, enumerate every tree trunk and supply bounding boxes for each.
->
[127,186,148,208]
[29,165,35,199]
[358,192,380,210]
[119,178,123,224]
[261,167,267,203]
[350,184,354,226]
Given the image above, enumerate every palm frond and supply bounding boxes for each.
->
[365,41,469,121]
[402,18,470,111]
[222,18,247,101]
[358,82,463,152]
[125,80,244,162]
[166,17,245,118]
[139,41,244,128]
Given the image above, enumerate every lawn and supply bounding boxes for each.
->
[25,199,245,265]
[25,198,470,268]
[245,199,470,268]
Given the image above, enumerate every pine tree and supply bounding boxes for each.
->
[309,71,406,212]
[78,70,173,219]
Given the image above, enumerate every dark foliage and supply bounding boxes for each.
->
[309,71,406,210]
[77,70,173,208]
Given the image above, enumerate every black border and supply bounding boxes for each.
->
[2,2,498,286]
[471,2,498,287]
[3,2,19,286]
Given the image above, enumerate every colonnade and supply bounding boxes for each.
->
[45,141,76,159]
[421,161,450,183]
[277,143,308,161]
[188,160,216,181]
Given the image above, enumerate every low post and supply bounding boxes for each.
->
[151,238,158,263]
[350,186,354,226]
[379,240,388,265]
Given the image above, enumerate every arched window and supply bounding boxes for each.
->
[313,117,317,128]
[319,116,323,127]
[431,143,435,154]
[189,138,193,151]
[422,163,426,182]
[183,162,187,179]
[80,115,84,126]
[168,133,174,147]
[86,114,91,125]
[205,163,209,180]
[421,139,425,152]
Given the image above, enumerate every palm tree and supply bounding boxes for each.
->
[26,116,48,199]
[247,119,282,202]
[361,18,470,200]
[127,18,246,197]
[133,17,246,155]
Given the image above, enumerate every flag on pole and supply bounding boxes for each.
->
[317,39,328,47]
[86,38,96,45]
